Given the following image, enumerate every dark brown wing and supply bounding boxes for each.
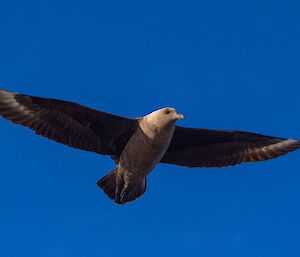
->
[0,89,138,159]
[161,126,300,168]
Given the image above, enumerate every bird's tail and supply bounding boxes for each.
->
[97,168,118,201]
[97,168,147,204]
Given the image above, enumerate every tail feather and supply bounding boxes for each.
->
[97,168,117,200]
[97,168,147,204]
[117,178,147,204]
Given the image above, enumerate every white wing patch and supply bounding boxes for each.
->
[0,90,32,116]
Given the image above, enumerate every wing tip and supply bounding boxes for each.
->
[284,138,300,148]
[0,89,18,100]
[280,138,300,147]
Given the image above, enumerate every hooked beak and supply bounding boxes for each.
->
[176,113,184,120]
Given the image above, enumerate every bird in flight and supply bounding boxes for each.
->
[0,89,299,204]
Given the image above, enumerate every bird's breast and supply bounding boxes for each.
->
[119,125,175,179]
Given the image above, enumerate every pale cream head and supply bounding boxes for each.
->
[144,107,184,129]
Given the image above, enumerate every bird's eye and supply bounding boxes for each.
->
[164,109,171,115]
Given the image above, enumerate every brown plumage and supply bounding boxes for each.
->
[0,89,299,204]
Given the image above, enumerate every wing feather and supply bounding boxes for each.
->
[161,126,300,168]
[0,89,138,158]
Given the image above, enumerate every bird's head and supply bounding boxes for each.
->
[145,107,184,129]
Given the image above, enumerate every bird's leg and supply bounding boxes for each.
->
[115,172,125,204]
[120,185,130,204]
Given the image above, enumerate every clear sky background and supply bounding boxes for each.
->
[0,1,300,257]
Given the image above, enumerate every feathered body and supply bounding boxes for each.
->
[99,108,180,204]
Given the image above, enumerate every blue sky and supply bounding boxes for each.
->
[0,1,300,256]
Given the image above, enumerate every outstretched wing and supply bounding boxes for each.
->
[0,89,138,158]
[161,126,300,168]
